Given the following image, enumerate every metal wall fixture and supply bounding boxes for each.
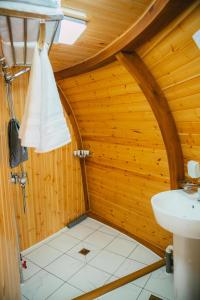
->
[1,15,60,66]
[73,149,91,158]
[10,171,28,213]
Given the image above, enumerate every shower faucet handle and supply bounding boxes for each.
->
[10,172,19,184]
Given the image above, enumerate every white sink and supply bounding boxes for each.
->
[151,189,200,300]
[151,189,200,239]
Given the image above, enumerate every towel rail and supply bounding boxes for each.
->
[6,16,16,65]
[1,15,62,67]
[23,19,27,65]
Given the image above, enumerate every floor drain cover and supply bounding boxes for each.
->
[149,295,163,300]
[79,248,90,256]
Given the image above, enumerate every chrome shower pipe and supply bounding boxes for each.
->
[11,67,30,81]
[0,56,30,82]
[4,67,30,83]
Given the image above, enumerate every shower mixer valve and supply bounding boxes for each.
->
[10,172,27,185]
[10,172,28,213]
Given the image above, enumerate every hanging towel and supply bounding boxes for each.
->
[8,118,28,168]
[19,43,71,152]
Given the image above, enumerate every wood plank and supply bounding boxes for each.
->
[116,51,184,188]
[1,70,85,251]
[60,59,171,249]
[0,75,21,299]
[55,0,194,79]
[73,259,165,300]
[58,85,89,211]
[51,0,152,71]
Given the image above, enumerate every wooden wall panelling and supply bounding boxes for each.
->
[59,61,172,250]
[55,0,195,79]
[50,0,152,71]
[137,2,200,178]
[6,69,85,251]
[58,86,89,211]
[0,77,21,299]
[116,51,184,188]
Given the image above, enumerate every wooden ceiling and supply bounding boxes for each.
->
[50,0,152,71]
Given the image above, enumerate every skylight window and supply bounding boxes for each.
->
[57,16,87,45]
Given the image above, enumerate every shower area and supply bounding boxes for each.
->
[0,3,86,297]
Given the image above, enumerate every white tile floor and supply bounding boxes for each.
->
[21,217,174,300]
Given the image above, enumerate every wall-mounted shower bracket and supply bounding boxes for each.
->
[0,56,30,83]
[73,149,91,158]
[10,171,27,185]
[10,171,28,214]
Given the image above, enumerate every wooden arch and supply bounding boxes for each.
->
[116,52,184,188]
[57,0,195,190]
[55,0,194,80]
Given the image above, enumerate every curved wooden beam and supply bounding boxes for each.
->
[58,86,90,210]
[55,0,194,81]
[73,259,165,300]
[116,52,184,188]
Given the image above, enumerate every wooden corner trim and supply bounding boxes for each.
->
[58,85,90,210]
[55,0,194,80]
[116,51,184,188]
[72,259,165,300]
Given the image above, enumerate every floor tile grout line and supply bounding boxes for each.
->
[21,229,69,257]
[62,226,117,266]
[25,232,151,289]
[25,250,65,270]
[21,294,29,300]
[21,219,166,299]
[45,280,85,300]
[23,225,100,280]
[60,225,99,242]
[101,237,139,258]
[45,224,115,258]
[65,237,139,262]
[22,218,137,264]
[136,287,144,300]
[63,232,123,289]
[107,241,146,278]
[21,270,64,300]
[146,288,171,300]
[144,285,172,300]
[23,226,116,285]
[45,281,66,300]
[21,217,137,258]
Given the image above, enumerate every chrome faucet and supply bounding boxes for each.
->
[181,182,200,194]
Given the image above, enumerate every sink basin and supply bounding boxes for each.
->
[151,189,200,300]
[151,189,200,239]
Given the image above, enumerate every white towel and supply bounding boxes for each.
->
[19,43,71,153]
[0,16,59,66]
[1,41,36,66]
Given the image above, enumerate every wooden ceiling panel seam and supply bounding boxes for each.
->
[55,0,195,80]
[51,0,152,71]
